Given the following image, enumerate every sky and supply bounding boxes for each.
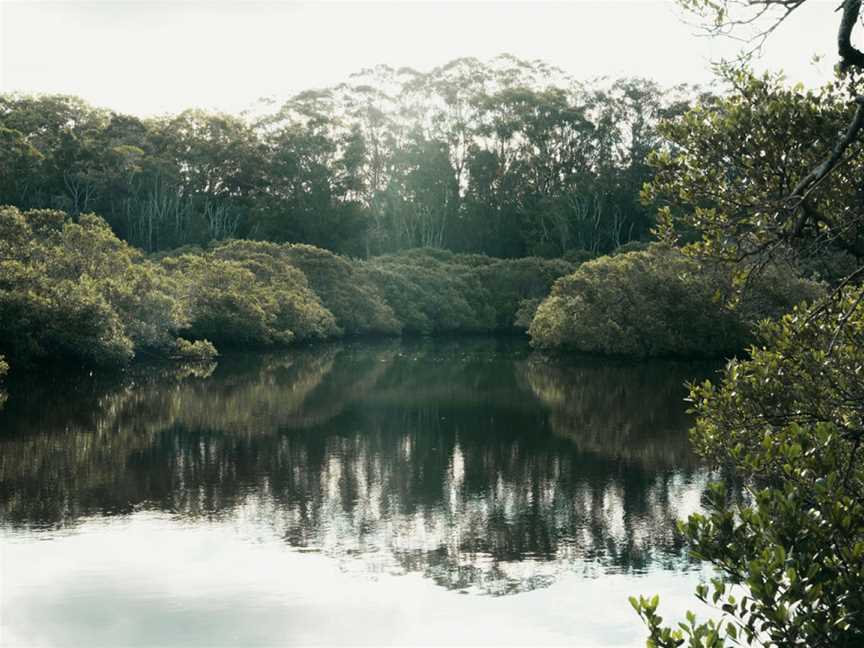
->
[0,0,842,116]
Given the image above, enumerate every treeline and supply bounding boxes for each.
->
[0,56,694,258]
[0,206,578,370]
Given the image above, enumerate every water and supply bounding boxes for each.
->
[0,338,718,646]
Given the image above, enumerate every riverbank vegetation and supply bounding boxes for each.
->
[625,0,864,642]
[2,16,862,645]
[1,199,826,377]
[529,245,824,358]
[1,55,831,377]
[0,205,581,371]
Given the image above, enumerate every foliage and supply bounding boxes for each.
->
[172,338,218,362]
[529,245,823,357]
[0,206,135,366]
[160,241,348,348]
[0,61,695,259]
[0,205,205,366]
[362,251,495,334]
[477,256,577,329]
[277,244,401,336]
[629,27,864,641]
[210,240,340,341]
[0,355,7,409]
[162,254,296,348]
[644,69,864,266]
[361,249,575,334]
[633,293,864,646]
[0,203,585,366]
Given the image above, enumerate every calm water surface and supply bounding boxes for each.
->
[0,338,717,647]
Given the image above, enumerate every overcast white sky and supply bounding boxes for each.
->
[0,0,842,116]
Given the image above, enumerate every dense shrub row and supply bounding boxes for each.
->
[0,207,577,374]
[0,207,825,375]
[361,249,576,335]
[529,245,826,358]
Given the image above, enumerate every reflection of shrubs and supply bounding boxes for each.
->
[521,357,707,468]
[529,245,825,358]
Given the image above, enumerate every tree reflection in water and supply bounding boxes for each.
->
[0,339,717,595]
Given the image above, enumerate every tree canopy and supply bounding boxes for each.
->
[0,57,694,259]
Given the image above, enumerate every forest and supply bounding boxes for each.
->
[2,2,864,639]
[0,56,689,259]
[0,56,825,374]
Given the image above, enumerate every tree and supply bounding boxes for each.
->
[630,2,864,646]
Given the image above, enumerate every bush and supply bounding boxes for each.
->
[363,252,495,334]
[0,207,137,366]
[279,244,401,336]
[210,240,340,341]
[529,245,824,358]
[162,254,294,348]
[0,205,577,363]
[609,240,651,256]
[475,257,576,330]
[99,262,189,353]
[362,249,574,335]
[172,338,218,362]
[561,248,596,264]
[0,354,7,409]
[633,292,864,646]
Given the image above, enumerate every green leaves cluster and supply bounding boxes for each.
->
[165,242,341,346]
[634,297,864,645]
[528,244,822,358]
[645,70,864,265]
[0,206,169,366]
[362,249,575,335]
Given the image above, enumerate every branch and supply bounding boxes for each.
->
[785,95,864,235]
[838,0,864,71]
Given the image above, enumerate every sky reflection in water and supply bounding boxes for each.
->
[0,338,718,646]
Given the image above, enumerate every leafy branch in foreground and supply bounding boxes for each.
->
[630,1,864,643]
[633,295,864,647]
